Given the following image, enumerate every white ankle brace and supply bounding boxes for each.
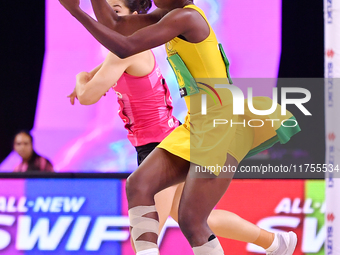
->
[192,238,224,255]
[136,248,159,255]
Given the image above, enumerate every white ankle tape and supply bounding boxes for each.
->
[136,248,159,255]
[128,205,159,252]
[192,238,224,255]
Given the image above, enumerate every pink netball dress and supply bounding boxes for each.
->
[113,52,179,147]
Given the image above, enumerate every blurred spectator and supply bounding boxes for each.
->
[13,130,54,172]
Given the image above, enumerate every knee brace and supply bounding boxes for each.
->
[192,236,224,255]
[128,205,159,253]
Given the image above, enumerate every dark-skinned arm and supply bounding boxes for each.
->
[62,4,192,58]
[90,0,167,35]
[90,0,117,28]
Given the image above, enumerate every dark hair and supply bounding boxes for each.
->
[124,0,152,14]
[13,130,39,171]
[14,130,33,144]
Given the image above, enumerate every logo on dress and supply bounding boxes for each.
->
[156,67,161,77]
[168,118,175,128]
[166,41,177,55]
[168,58,185,88]
[166,42,173,51]
[115,91,123,99]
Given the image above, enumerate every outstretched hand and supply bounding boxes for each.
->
[59,0,80,14]
[67,88,78,105]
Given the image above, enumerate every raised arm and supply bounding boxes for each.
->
[90,0,117,28]
[60,1,196,58]
[90,0,167,35]
[89,62,103,76]
[67,61,103,105]
[75,52,132,105]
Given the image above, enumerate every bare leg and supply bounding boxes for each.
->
[169,172,274,249]
[207,210,274,248]
[129,185,179,253]
[169,182,184,222]
[127,149,274,253]
[177,154,239,248]
[127,148,189,207]
[207,210,260,242]
[154,185,179,233]
[126,148,189,252]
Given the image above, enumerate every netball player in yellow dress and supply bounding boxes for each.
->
[60,0,300,254]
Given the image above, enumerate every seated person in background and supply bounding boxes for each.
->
[13,130,54,172]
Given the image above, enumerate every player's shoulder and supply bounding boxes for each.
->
[149,8,169,20]
[162,6,199,23]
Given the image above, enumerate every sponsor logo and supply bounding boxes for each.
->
[327,63,334,107]
[328,133,336,142]
[327,0,333,24]
[328,62,333,78]
[327,49,335,58]
[115,91,123,99]
[0,196,177,251]
[328,145,335,187]
[327,79,334,107]
[180,87,187,97]
[166,41,176,55]
[327,213,335,222]
[168,118,175,128]
[327,226,333,254]
[156,67,161,78]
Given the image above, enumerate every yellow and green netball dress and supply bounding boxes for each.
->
[158,5,301,175]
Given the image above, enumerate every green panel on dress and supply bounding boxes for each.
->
[167,43,233,97]
[218,43,233,85]
[167,53,200,97]
[245,116,301,158]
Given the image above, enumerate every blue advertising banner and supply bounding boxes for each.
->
[0,179,122,255]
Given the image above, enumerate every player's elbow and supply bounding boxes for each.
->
[77,94,96,105]
[78,97,93,105]
[115,48,133,59]
[114,41,137,59]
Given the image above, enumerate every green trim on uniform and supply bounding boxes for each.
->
[276,116,301,144]
[245,116,301,159]
[167,43,233,97]
[218,43,233,85]
[167,54,200,97]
